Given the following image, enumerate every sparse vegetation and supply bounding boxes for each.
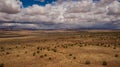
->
[79,45,83,47]
[115,54,118,57]
[73,57,76,59]
[113,47,116,49]
[33,52,36,56]
[0,63,3,67]
[37,47,40,50]
[40,55,44,58]
[17,55,19,57]
[52,49,57,52]
[16,46,18,48]
[0,30,120,67]
[23,47,25,48]
[102,61,107,66]
[48,57,52,60]
[6,52,10,55]
[37,51,40,54]
[108,45,110,47]
[25,51,27,54]
[44,54,47,57]
[85,60,90,65]
[8,48,11,50]
[69,54,72,56]
[0,47,3,49]
[84,44,87,46]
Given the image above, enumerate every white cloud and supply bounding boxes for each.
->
[96,0,116,7]
[0,0,22,14]
[0,0,120,29]
[22,5,47,15]
[107,1,120,15]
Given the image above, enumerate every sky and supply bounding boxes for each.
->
[20,0,100,7]
[0,0,120,29]
[20,0,56,7]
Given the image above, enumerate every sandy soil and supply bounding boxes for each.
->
[0,30,120,67]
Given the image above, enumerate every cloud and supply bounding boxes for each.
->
[96,0,116,7]
[107,1,120,15]
[0,23,39,29]
[0,0,22,14]
[22,5,48,15]
[0,0,120,29]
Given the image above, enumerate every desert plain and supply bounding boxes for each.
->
[0,30,120,67]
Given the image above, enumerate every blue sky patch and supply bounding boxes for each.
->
[20,0,56,7]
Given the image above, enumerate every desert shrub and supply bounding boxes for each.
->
[57,45,59,47]
[40,55,44,58]
[44,54,47,57]
[62,45,68,48]
[37,51,39,54]
[6,52,9,55]
[47,49,50,51]
[102,61,107,66]
[73,57,76,59]
[1,49,4,52]
[79,45,83,47]
[85,60,90,65]
[96,44,99,46]
[84,44,87,46]
[17,55,19,57]
[37,47,40,50]
[48,57,52,60]
[65,46,68,48]
[0,63,3,67]
[33,52,36,56]
[52,49,57,52]
[47,47,50,50]
[0,47,3,49]
[43,48,45,50]
[115,54,118,57]
[108,45,110,47]
[40,48,43,50]
[101,43,104,46]
[25,51,27,54]
[104,45,107,47]
[113,47,116,49]
[69,54,72,56]
[54,46,57,48]
[8,48,11,50]
[16,46,18,48]
[23,47,25,48]
[71,44,73,46]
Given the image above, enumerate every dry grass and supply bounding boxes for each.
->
[0,30,120,67]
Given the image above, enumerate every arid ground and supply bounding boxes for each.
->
[0,30,120,67]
